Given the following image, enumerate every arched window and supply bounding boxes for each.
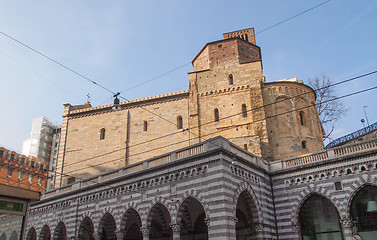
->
[228,74,234,85]
[177,116,183,129]
[100,128,105,140]
[350,185,377,236]
[143,121,148,131]
[243,144,248,151]
[214,108,219,122]
[299,111,305,125]
[242,104,247,117]
[301,140,307,149]
[245,34,249,42]
[299,194,342,239]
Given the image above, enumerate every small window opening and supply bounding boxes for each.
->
[242,104,247,117]
[228,74,234,85]
[299,111,305,125]
[100,128,106,140]
[40,164,44,170]
[177,116,183,129]
[18,171,23,181]
[67,177,75,184]
[10,154,15,160]
[143,121,148,131]
[301,140,307,149]
[21,158,25,164]
[0,150,3,157]
[28,174,33,184]
[214,108,219,122]
[243,144,248,151]
[31,161,35,167]
[245,34,249,42]
[334,181,342,190]
[7,168,13,178]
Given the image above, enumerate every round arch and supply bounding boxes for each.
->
[349,184,377,238]
[78,216,94,240]
[26,227,37,240]
[235,190,260,239]
[233,181,262,224]
[98,212,117,240]
[147,203,172,240]
[0,233,6,240]
[298,193,343,239]
[39,225,51,240]
[177,196,208,239]
[53,222,67,240]
[9,231,18,240]
[120,208,142,240]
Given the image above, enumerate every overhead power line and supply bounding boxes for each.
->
[62,69,377,168]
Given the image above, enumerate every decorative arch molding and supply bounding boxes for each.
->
[97,210,117,232]
[118,202,143,232]
[232,181,263,224]
[345,179,377,218]
[290,186,343,226]
[175,189,209,224]
[145,200,172,228]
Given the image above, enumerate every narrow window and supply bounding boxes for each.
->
[100,128,105,140]
[177,116,183,129]
[214,108,219,122]
[242,104,247,117]
[28,174,33,184]
[228,74,234,85]
[245,34,249,42]
[0,150,3,157]
[244,144,248,151]
[143,121,148,131]
[40,164,44,170]
[299,111,305,125]
[31,161,35,167]
[7,168,13,178]
[10,154,15,160]
[19,171,23,181]
[38,177,42,186]
[334,181,342,190]
[302,140,307,149]
[21,158,25,164]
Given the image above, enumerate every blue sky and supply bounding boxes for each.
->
[0,0,376,152]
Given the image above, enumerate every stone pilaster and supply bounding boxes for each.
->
[115,230,124,240]
[170,224,181,240]
[141,227,150,240]
[340,218,353,240]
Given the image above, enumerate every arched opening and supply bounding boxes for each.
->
[98,213,117,240]
[350,185,377,238]
[235,190,259,239]
[299,111,305,126]
[0,233,6,240]
[177,116,183,129]
[178,196,208,239]
[78,217,94,240]
[121,208,142,240]
[214,109,219,122]
[242,104,247,117]
[26,228,37,240]
[53,222,67,240]
[9,231,18,240]
[301,140,307,149]
[100,128,105,140]
[143,121,148,132]
[228,74,234,85]
[299,194,343,239]
[148,203,171,240]
[39,225,51,240]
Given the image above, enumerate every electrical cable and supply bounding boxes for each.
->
[62,69,377,168]
[63,84,377,174]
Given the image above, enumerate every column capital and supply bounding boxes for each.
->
[115,230,124,240]
[93,233,101,240]
[292,224,299,233]
[170,223,181,232]
[140,227,150,236]
[339,218,353,229]
[204,217,210,228]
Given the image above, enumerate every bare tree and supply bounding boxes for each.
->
[308,74,348,140]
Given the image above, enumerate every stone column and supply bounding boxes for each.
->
[140,227,150,240]
[93,233,101,240]
[170,224,181,240]
[291,224,300,240]
[253,223,264,240]
[115,230,124,240]
[340,218,353,240]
